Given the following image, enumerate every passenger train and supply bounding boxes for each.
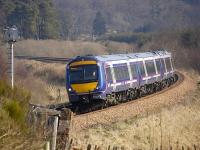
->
[66,50,177,106]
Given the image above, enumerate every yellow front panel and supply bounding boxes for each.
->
[71,82,98,93]
[70,61,97,67]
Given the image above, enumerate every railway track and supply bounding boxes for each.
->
[15,55,71,63]
[74,72,184,117]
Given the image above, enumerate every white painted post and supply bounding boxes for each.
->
[11,43,14,88]
[3,26,18,89]
[52,116,58,150]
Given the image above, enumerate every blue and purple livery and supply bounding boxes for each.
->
[66,50,176,104]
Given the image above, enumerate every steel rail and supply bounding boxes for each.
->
[15,55,71,63]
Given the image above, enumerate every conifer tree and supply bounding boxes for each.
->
[93,11,106,36]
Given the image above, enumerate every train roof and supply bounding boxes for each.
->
[69,50,172,65]
[94,50,171,62]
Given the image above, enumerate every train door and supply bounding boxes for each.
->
[105,63,114,92]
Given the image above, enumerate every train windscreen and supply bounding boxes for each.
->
[69,65,98,84]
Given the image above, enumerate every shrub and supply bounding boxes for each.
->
[106,33,138,43]
[0,80,30,126]
[0,80,30,105]
[3,100,25,123]
[0,80,12,98]
[181,29,199,48]
[104,32,152,45]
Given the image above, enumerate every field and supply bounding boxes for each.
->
[14,40,133,57]
[72,78,200,149]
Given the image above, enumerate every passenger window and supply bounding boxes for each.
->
[105,67,112,83]
[161,58,166,73]
[165,58,172,72]
[138,62,146,77]
[156,59,161,73]
[113,63,129,82]
[145,60,156,75]
[130,63,137,79]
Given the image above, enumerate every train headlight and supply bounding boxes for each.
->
[68,88,72,92]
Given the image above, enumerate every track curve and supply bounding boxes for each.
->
[75,72,183,117]
[71,71,193,131]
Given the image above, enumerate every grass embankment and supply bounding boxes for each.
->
[15,60,68,105]
[0,80,44,149]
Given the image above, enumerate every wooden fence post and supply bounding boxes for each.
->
[45,141,50,150]
[108,145,110,150]
[52,116,58,150]
[182,146,184,150]
[193,144,197,150]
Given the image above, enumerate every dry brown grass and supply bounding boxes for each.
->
[15,59,68,105]
[15,40,108,57]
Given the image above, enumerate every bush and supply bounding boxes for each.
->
[0,80,12,98]
[0,80,30,126]
[106,33,138,43]
[104,32,152,47]
[3,100,25,123]
[181,29,199,48]
[0,80,30,104]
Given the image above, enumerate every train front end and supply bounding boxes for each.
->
[66,56,105,104]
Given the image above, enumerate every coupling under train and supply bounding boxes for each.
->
[66,50,177,106]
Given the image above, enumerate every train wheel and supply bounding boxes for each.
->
[115,93,121,102]
[129,89,135,100]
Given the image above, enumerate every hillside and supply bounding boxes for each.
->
[53,0,200,34]
[1,0,199,40]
